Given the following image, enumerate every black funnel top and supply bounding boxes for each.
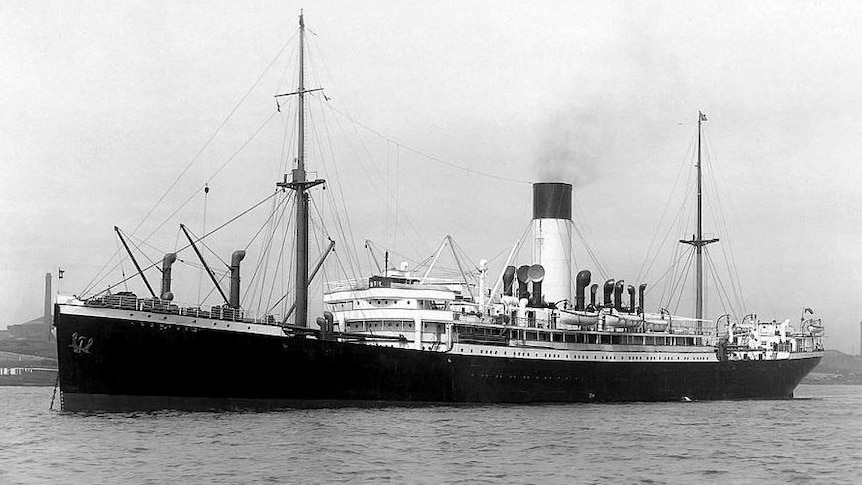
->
[533,183,572,220]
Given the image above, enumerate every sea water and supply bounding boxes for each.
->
[1,385,860,484]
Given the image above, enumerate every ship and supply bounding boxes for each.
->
[53,13,824,411]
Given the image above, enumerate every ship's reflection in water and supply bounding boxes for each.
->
[2,385,860,483]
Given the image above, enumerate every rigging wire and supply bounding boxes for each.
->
[325,102,531,185]
[264,204,298,317]
[124,232,172,266]
[571,221,608,281]
[241,191,294,308]
[315,99,361,276]
[570,194,608,277]
[262,207,293,315]
[197,266,232,308]
[272,195,297,314]
[257,198,293,314]
[658,239,683,307]
[338,114,426,256]
[182,225,230,269]
[262,205,296,315]
[142,110,281,246]
[670,249,695,313]
[251,193,283,313]
[114,236,128,293]
[305,96,361,276]
[82,109,282,298]
[86,192,279,299]
[649,245,692,302]
[198,184,209,304]
[702,133,747,313]
[128,32,297,239]
[251,192,283,308]
[322,97,431,257]
[704,247,739,318]
[482,243,513,267]
[394,143,400,249]
[636,129,698,283]
[81,35,294,298]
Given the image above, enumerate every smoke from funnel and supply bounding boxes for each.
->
[535,105,607,186]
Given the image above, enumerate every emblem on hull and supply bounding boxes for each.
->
[70,332,94,354]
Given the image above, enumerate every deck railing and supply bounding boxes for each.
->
[83,294,284,326]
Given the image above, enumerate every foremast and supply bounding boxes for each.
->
[680,111,718,330]
[276,11,324,327]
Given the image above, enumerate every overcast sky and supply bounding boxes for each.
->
[2,1,861,353]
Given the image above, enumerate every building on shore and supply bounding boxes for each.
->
[0,273,56,359]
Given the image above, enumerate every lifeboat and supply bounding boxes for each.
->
[604,312,642,329]
[805,319,824,335]
[643,319,669,332]
[558,309,599,329]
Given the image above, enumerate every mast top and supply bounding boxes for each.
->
[680,111,718,322]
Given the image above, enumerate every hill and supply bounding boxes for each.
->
[803,349,862,385]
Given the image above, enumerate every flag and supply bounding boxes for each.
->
[699,112,708,122]
[58,268,64,279]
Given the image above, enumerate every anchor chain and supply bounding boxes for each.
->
[49,374,60,411]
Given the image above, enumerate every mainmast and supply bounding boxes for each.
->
[680,111,718,330]
[276,11,324,327]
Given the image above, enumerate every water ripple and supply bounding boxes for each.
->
[1,385,861,484]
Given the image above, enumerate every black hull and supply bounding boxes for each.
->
[56,311,822,411]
